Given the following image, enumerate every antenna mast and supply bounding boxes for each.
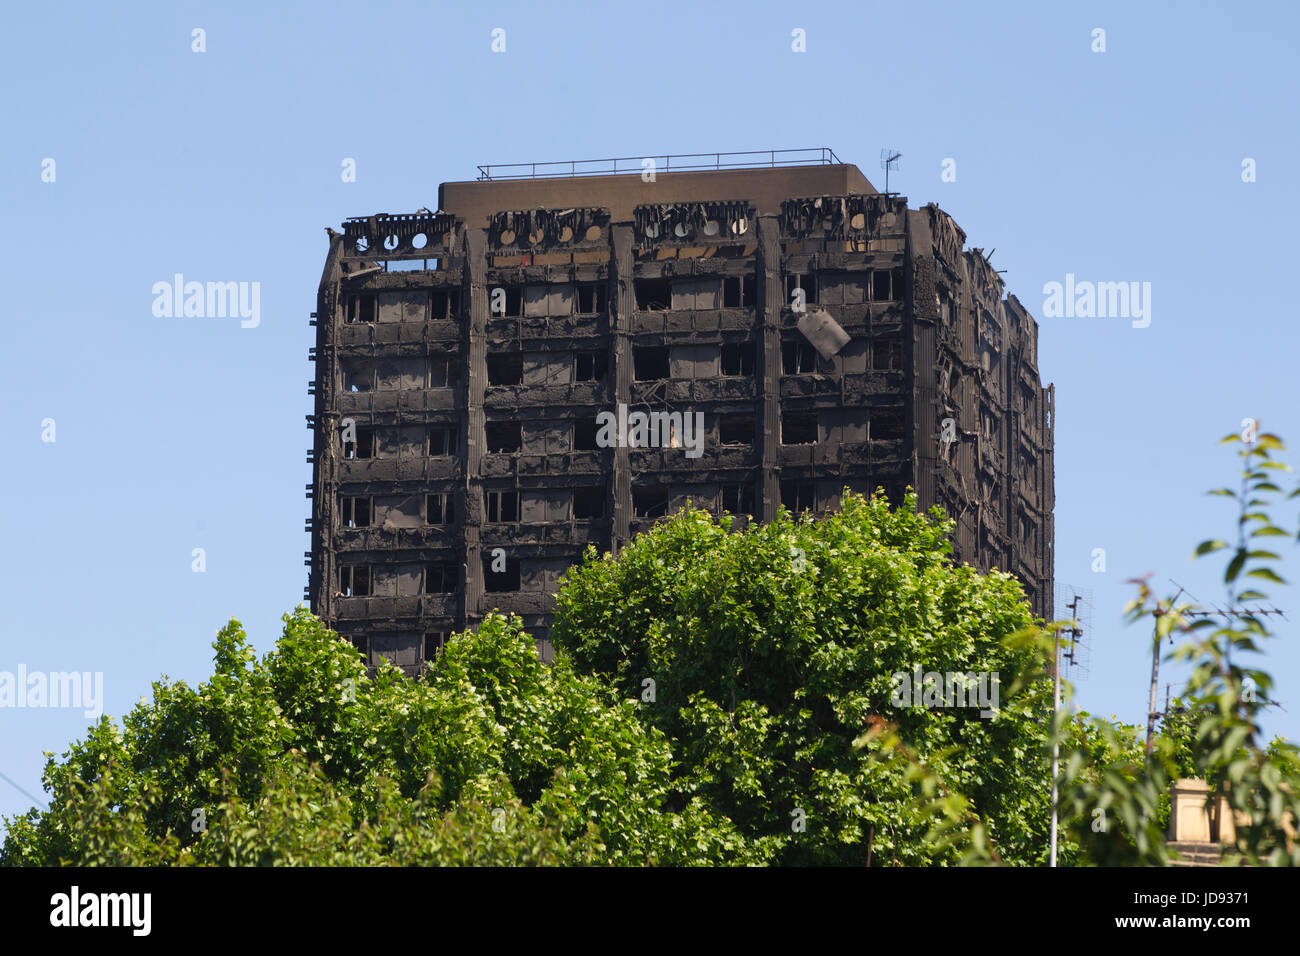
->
[880,149,902,194]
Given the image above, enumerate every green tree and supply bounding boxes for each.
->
[2,610,763,866]
[551,490,1057,865]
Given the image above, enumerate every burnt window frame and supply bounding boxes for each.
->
[485,489,520,523]
[573,418,600,451]
[346,293,376,324]
[870,338,903,371]
[633,346,671,381]
[427,355,460,388]
[340,358,375,393]
[719,413,755,447]
[780,479,817,515]
[424,562,458,594]
[632,485,672,519]
[870,406,905,441]
[428,424,458,457]
[572,485,606,519]
[720,342,756,377]
[343,425,375,460]
[485,420,523,454]
[426,493,450,525]
[575,282,608,315]
[486,352,524,386]
[429,287,461,320]
[483,554,521,592]
[784,273,817,307]
[339,565,372,597]
[575,351,607,382]
[338,494,372,529]
[423,630,452,660]
[488,285,524,317]
[721,481,756,516]
[634,277,673,311]
[782,340,818,375]
[781,411,819,445]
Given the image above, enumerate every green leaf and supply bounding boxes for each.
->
[1246,568,1286,584]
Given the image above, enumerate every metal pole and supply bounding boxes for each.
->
[1145,592,1180,756]
[1050,629,1060,867]
[1146,624,1160,756]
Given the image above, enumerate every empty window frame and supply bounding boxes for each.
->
[870,406,905,441]
[719,413,755,446]
[573,419,600,450]
[427,355,460,388]
[340,359,375,392]
[490,286,523,317]
[784,274,817,306]
[485,489,519,523]
[348,635,368,661]
[782,412,818,445]
[426,493,450,525]
[720,342,755,376]
[633,346,671,381]
[485,421,522,453]
[343,426,375,460]
[573,485,605,519]
[423,630,451,660]
[722,276,758,308]
[425,563,458,593]
[871,268,905,302]
[633,485,671,519]
[575,351,607,382]
[339,565,371,597]
[782,340,817,374]
[483,555,521,591]
[780,480,816,514]
[576,282,608,315]
[486,353,523,386]
[430,287,461,320]
[634,278,673,311]
[721,481,755,515]
[345,293,376,324]
[339,495,372,528]
[428,425,458,456]
[871,338,903,371]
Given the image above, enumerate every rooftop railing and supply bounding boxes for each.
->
[476,148,842,181]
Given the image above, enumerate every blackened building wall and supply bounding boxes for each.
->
[306,162,1054,672]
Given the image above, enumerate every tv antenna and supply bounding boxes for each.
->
[1144,578,1286,755]
[1049,584,1092,867]
[880,149,902,194]
[1056,584,1093,680]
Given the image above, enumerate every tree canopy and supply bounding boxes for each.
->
[1,610,761,866]
[552,490,1056,865]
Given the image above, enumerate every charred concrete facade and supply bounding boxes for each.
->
[306,160,1054,673]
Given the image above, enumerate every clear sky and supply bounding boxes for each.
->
[2,0,1298,828]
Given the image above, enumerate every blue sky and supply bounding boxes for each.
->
[2,0,1298,827]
